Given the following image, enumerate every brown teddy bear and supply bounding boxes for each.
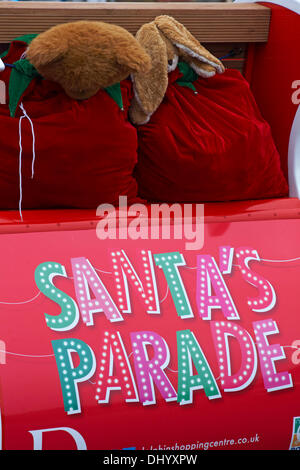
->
[0,21,152,214]
[129,15,225,125]
[26,20,151,100]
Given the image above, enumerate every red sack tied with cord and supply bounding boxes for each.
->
[0,36,140,215]
[133,64,288,203]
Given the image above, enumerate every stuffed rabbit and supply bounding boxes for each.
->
[129,15,225,125]
[130,16,287,204]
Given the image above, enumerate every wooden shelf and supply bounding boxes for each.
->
[0,2,271,43]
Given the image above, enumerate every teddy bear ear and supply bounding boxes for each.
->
[115,38,151,75]
[26,31,68,70]
[154,15,225,76]
[128,22,169,124]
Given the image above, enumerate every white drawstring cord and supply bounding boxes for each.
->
[18,115,24,221]
[20,102,36,178]
[18,102,36,221]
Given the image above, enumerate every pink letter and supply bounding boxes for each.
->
[253,319,293,392]
[130,331,177,405]
[95,331,139,404]
[197,255,239,320]
[219,246,234,274]
[71,257,123,326]
[210,321,257,392]
[112,250,160,314]
[235,248,276,312]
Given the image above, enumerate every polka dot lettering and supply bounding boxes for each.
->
[71,257,123,326]
[253,319,293,392]
[177,330,221,404]
[95,331,138,404]
[130,331,177,405]
[210,321,257,392]
[154,252,193,319]
[111,250,160,314]
[196,255,239,321]
[235,247,276,313]
[35,262,79,331]
[52,338,96,415]
[219,246,234,274]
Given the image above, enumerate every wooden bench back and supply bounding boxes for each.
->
[0,2,271,76]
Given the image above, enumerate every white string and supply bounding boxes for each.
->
[0,291,41,305]
[0,343,298,362]
[0,349,54,358]
[185,256,300,271]
[18,113,24,221]
[0,267,111,306]
[160,285,169,304]
[260,257,300,263]
[95,268,113,275]
[19,103,36,178]
[1,256,299,306]
[18,102,36,221]
[166,367,179,373]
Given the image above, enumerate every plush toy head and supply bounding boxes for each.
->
[26,20,151,100]
[129,15,225,125]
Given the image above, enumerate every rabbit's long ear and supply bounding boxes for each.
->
[154,15,224,76]
[131,22,168,120]
[187,60,218,78]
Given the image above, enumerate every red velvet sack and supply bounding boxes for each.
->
[0,39,139,211]
[134,67,288,202]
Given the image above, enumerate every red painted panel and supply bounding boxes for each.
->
[0,217,299,450]
[250,4,300,177]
